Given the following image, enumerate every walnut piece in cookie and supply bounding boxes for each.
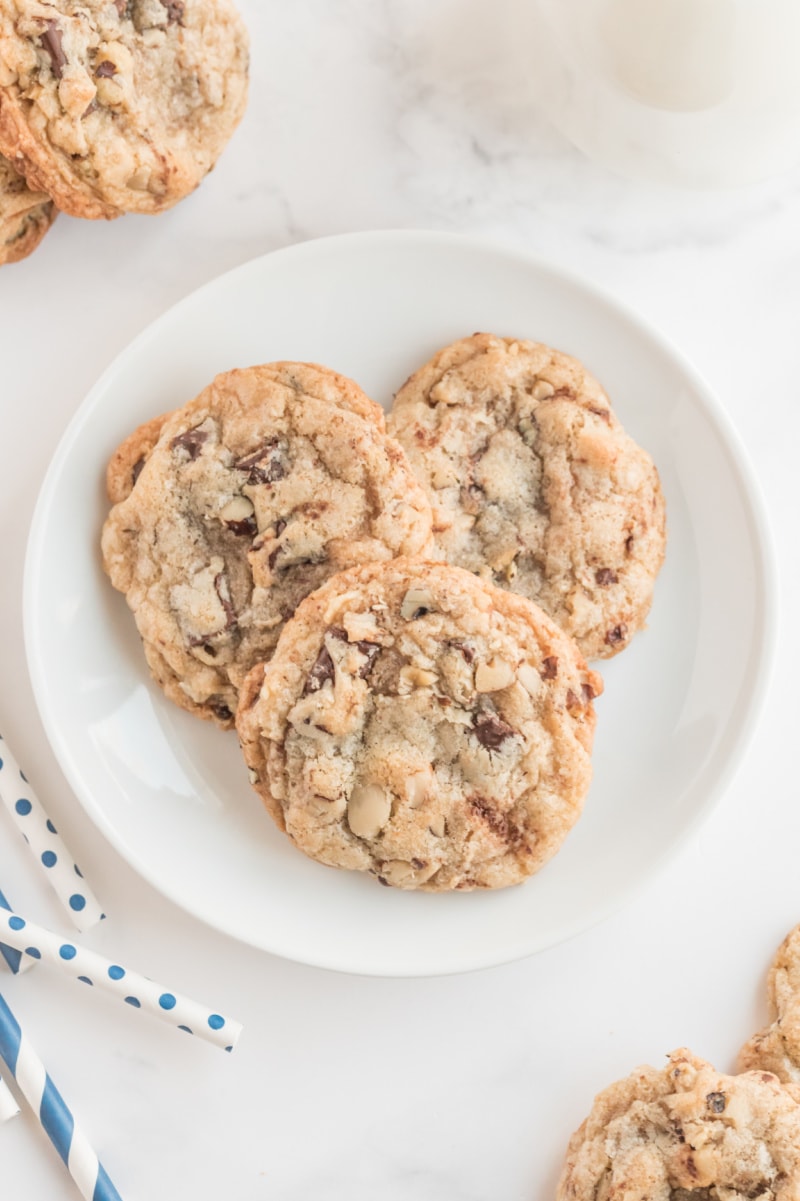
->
[0,151,55,264]
[236,559,602,892]
[557,1048,800,1201]
[388,333,666,660]
[739,924,800,1085]
[0,0,249,219]
[101,364,433,727]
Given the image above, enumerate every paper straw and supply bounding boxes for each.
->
[0,910,241,1053]
[0,888,35,975]
[0,1069,19,1122]
[0,991,122,1199]
[0,732,105,932]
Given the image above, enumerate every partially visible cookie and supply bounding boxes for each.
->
[558,1048,800,1201]
[101,365,432,727]
[0,151,54,264]
[0,0,249,219]
[104,363,385,506]
[106,410,170,504]
[388,333,666,660]
[236,559,601,891]
[739,925,800,1085]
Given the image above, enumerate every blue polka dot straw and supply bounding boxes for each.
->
[0,991,122,1200]
[0,887,35,975]
[0,732,104,933]
[0,910,242,1053]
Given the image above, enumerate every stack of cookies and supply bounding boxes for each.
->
[0,0,249,266]
[101,335,666,892]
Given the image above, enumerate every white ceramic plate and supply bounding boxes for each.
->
[25,230,775,977]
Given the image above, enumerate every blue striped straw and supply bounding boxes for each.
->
[0,991,122,1200]
[0,888,35,975]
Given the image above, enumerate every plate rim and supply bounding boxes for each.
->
[23,228,779,977]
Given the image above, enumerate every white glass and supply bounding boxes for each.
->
[531,0,800,186]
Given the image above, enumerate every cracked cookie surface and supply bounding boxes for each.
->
[236,559,601,891]
[0,150,54,263]
[558,1049,800,1201]
[104,362,385,505]
[101,364,432,727]
[388,333,666,660]
[739,925,800,1085]
[0,0,249,218]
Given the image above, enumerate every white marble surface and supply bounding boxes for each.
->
[2,2,800,1197]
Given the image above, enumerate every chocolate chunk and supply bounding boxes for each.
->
[209,700,233,723]
[235,440,287,485]
[170,426,208,461]
[131,456,146,487]
[410,858,426,870]
[566,686,590,710]
[95,60,117,78]
[469,796,517,843]
[540,656,558,680]
[303,645,335,694]
[226,516,257,537]
[41,21,66,78]
[161,0,184,21]
[605,623,628,648]
[213,573,237,630]
[473,711,516,749]
[706,1091,726,1114]
[595,568,618,586]
[354,642,380,678]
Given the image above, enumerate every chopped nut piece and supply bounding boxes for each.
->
[400,588,435,620]
[347,784,392,839]
[517,663,542,697]
[475,657,515,692]
[342,610,380,643]
[405,769,433,808]
[399,665,438,692]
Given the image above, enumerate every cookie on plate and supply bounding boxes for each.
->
[101,364,433,727]
[0,0,249,219]
[236,559,602,891]
[0,151,55,264]
[557,1048,800,1201]
[739,924,800,1085]
[388,333,666,660]
[104,363,385,505]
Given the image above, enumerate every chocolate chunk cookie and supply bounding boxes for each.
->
[104,363,385,505]
[101,365,433,727]
[558,1049,800,1201]
[0,150,54,264]
[388,333,666,660]
[739,925,800,1085]
[236,559,602,891]
[0,0,249,219]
